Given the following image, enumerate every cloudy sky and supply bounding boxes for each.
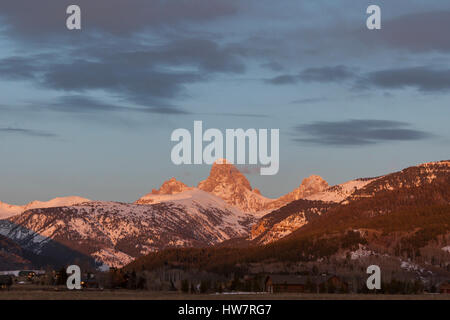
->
[1,0,450,204]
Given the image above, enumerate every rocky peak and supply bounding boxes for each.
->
[275,175,329,204]
[198,159,252,192]
[197,159,270,213]
[299,175,329,196]
[152,177,190,195]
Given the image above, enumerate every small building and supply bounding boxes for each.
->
[439,281,450,294]
[265,275,306,293]
[0,275,13,289]
[81,273,100,289]
[324,275,349,293]
[265,274,348,294]
[0,270,45,277]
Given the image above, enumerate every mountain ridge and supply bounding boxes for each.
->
[1,159,448,270]
[0,196,91,220]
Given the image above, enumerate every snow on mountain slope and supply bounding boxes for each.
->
[348,160,450,199]
[264,175,329,211]
[23,196,91,211]
[1,190,257,268]
[305,178,378,203]
[197,159,275,213]
[249,160,450,246]
[137,161,330,214]
[250,200,336,244]
[280,175,329,201]
[2,159,449,269]
[0,202,23,220]
[138,178,191,202]
[303,161,450,204]
[0,196,91,220]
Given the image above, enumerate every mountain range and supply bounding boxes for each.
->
[0,159,449,270]
[0,196,91,219]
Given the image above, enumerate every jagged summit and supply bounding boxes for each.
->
[136,160,271,212]
[135,177,191,204]
[3,159,449,269]
[278,175,329,203]
[197,160,272,213]
[198,159,252,192]
[136,161,331,213]
[151,177,190,195]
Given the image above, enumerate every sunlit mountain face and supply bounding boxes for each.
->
[0,160,448,272]
[0,2,449,301]
[0,1,449,206]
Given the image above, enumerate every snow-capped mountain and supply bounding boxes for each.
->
[250,199,335,244]
[264,175,330,210]
[197,159,274,213]
[140,177,191,200]
[279,175,329,202]
[0,196,91,220]
[347,160,450,201]
[306,161,450,204]
[0,190,257,268]
[135,178,192,204]
[247,177,380,245]
[247,160,450,245]
[305,178,378,203]
[2,159,448,270]
[138,160,330,214]
[0,202,23,220]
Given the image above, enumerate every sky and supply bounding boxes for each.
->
[1,0,450,204]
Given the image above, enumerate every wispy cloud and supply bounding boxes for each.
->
[266,64,450,94]
[45,96,191,115]
[300,65,356,83]
[201,112,269,118]
[264,65,356,85]
[293,119,433,146]
[290,97,329,104]
[0,127,57,138]
[362,67,450,92]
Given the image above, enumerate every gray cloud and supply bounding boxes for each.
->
[293,119,433,146]
[201,112,269,118]
[363,67,450,92]
[0,38,246,109]
[0,127,57,138]
[42,62,203,105]
[0,56,40,80]
[127,39,246,73]
[45,96,190,115]
[265,74,299,85]
[266,64,450,94]
[265,65,356,85]
[0,0,238,37]
[35,96,267,117]
[16,95,271,119]
[371,11,450,53]
[260,61,284,72]
[48,96,129,113]
[290,97,329,104]
[299,65,356,83]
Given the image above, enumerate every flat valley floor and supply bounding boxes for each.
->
[0,288,449,300]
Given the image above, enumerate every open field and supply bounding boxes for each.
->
[0,287,449,300]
